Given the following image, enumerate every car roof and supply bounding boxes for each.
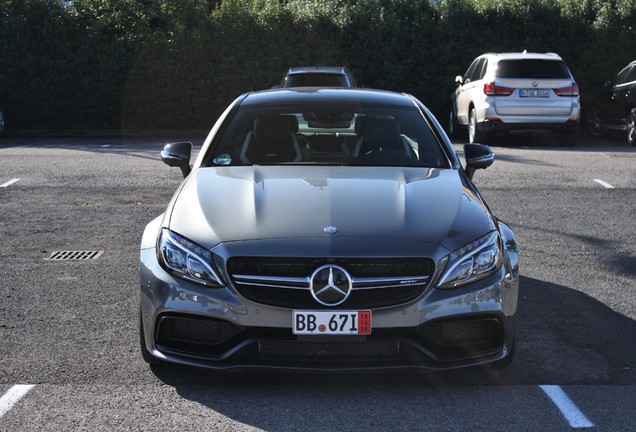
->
[239,88,417,108]
[481,52,564,61]
[286,66,350,75]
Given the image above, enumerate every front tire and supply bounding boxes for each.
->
[468,107,488,144]
[627,108,636,146]
[585,107,604,137]
[448,109,466,140]
[448,110,456,137]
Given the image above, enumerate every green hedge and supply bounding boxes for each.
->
[0,0,635,130]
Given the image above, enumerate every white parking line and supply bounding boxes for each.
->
[593,179,615,189]
[540,385,594,428]
[0,385,35,418]
[0,178,20,188]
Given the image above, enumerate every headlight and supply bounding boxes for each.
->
[157,228,225,287]
[437,231,502,289]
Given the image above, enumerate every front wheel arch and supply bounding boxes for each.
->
[468,106,488,144]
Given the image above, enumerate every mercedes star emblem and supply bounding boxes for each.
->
[310,265,352,306]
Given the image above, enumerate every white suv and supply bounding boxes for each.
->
[450,52,580,146]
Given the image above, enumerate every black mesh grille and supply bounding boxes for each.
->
[157,316,243,348]
[228,257,435,309]
[417,317,503,357]
[234,284,426,309]
[228,257,433,278]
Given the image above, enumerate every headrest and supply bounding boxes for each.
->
[364,117,401,151]
[254,114,291,150]
[286,115,299,133]
[354,115,366,136]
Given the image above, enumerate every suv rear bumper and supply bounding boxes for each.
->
[478,118,579,134]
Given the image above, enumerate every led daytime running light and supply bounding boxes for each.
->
[438,231,501,288]
[158,228,224,287]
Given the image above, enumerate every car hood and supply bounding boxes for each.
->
[167,166,496,252]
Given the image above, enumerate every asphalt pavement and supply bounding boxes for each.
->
[0,132,634,431]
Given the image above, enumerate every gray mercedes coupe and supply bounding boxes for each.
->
[139,88,519,371]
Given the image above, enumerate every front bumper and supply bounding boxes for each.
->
[140,246,518,371]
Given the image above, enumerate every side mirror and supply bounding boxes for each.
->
[464,143,494,180]
[161,142,192,178]
[455,75,463,85]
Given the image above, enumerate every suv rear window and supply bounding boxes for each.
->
[496,60,570,79]
[284,74,349,87]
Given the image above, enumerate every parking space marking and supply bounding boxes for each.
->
[0,385,35,418]
[593,179,615,189]
[0,178,20,188]
[540,385,594,429]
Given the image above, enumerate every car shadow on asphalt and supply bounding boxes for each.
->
[149,275,636,389]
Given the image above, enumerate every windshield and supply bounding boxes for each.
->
[206,103,449,168]
[496,59,570,79]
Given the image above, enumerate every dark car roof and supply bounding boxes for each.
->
[239,88,416,108]
[286,66,350,75]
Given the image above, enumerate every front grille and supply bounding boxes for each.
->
[228,257,435,309]
[229,257,432,277]
[232,284,426,309]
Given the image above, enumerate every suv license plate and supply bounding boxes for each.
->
[520,89,550,98]
[293,310,371,335]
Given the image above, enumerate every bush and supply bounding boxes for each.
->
[0,0,634,130]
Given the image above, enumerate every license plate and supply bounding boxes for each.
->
[520,89,550,98]
[293,310,371,335]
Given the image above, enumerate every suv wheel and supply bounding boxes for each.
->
[627,108,636,146]
[448,109,463,138]
[448,110,456,137]
[468,108,488,144]
[585,108,604,137]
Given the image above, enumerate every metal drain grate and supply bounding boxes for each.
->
[45,251,104,261]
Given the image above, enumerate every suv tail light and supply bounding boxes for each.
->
[554,83,579,96]
[484,82,514,96]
